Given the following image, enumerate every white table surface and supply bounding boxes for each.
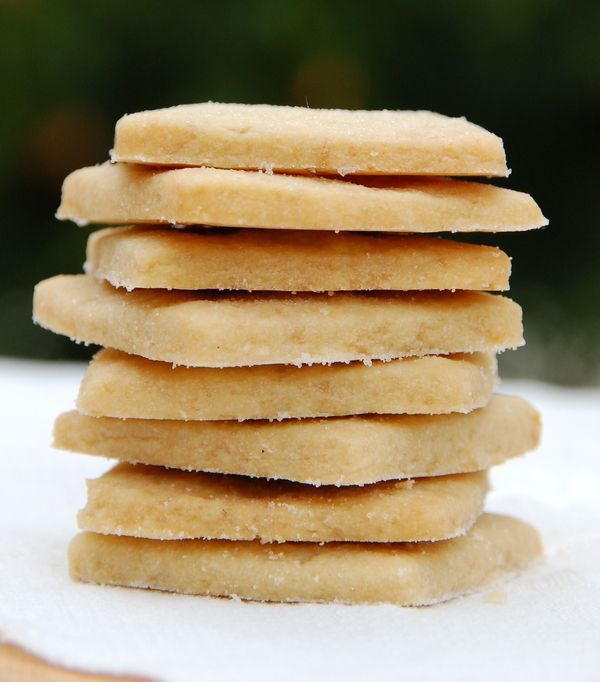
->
[1,358,599,682]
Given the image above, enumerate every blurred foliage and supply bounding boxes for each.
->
[0,0,598,383]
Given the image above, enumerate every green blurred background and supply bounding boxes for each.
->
[1,0,598,383]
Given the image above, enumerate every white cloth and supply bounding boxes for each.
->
[0,358,598,682]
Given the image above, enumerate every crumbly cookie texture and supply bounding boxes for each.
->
[33,275,523,368]
[68,514,542,605]
[85,227,512,292]
[112,103,509,177]
[57,164,546,233]
[54,395,540,486]
[77,349,497,421]
[78,465,488,543]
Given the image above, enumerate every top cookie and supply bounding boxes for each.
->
[112,103,508,177]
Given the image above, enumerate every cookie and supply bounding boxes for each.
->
[57,164,546,233]
[54,395,540,485]
[86,227,512,292]
[79,464,488,543]
[111,103,508,177]
[68,514,541,605]
[33,276,523,367]
[77,349,496,421]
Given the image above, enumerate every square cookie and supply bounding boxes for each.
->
[33,275,523,367]
[69,514,541,605]
[112,103,509,176]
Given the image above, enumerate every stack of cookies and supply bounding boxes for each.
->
[33,104,546,605]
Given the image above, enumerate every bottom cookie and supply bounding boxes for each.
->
[69,513,541,605]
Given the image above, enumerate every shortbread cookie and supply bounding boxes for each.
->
[112,103,509,177]
[33,276,523,367]
[54,395,540,485]
[86,227,512,292]
[79,465,488,543]
[69,514,542,605]
[77,349,496,421]
[57,164,546,233]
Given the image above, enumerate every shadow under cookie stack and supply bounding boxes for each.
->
[33,103,547,605]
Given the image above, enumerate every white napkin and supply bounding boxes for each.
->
[1,359,598,682]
